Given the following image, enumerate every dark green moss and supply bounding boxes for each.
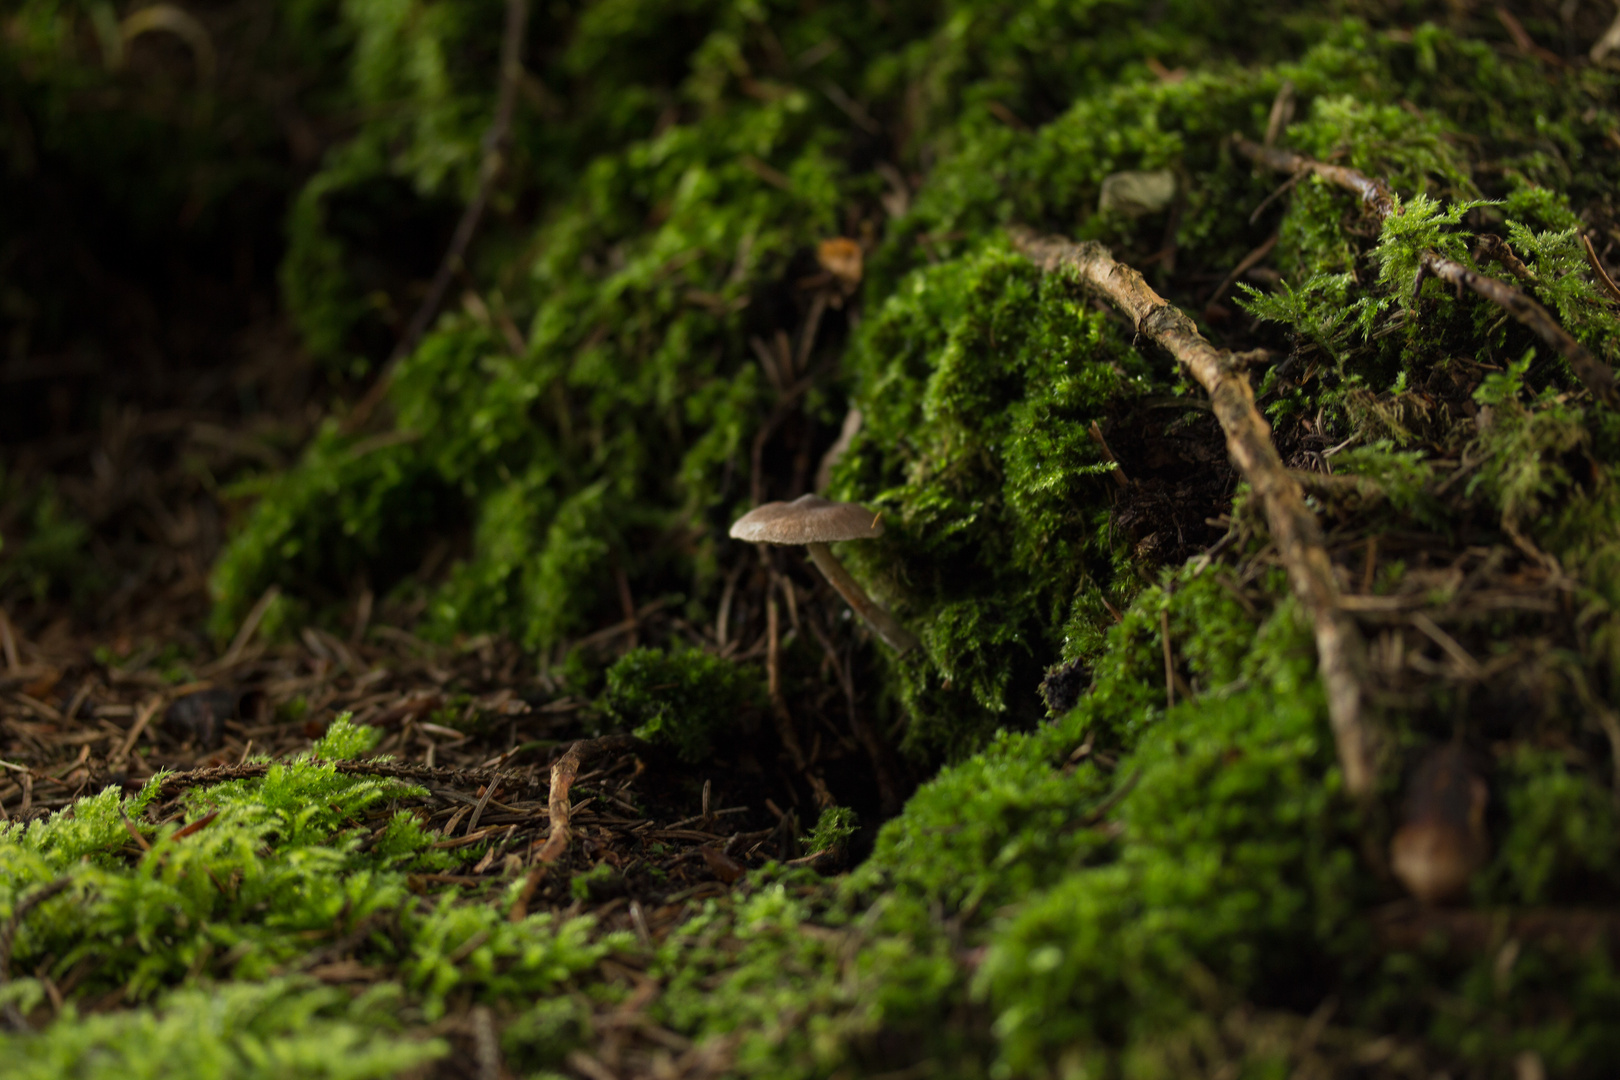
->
[831,244,1151,759]
[601,645,764,762]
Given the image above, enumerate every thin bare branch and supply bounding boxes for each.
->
[1234,136,1619,409]
[1011,228,1377,798]
[1235,138,1396,219]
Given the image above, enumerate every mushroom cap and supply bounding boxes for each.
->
[729,494,883,545]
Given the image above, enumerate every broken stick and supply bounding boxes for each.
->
[1234,137,1619,410]
[1011,228,1377,799]
[510,734,642,920]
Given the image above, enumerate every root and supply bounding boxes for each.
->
[1011,228,1377,799]
[1234,137,1619,410]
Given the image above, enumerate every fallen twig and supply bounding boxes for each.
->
[112,697,162,770]
[1581,235,1620,307]
[1087,420,1130,487]
[511,734,643,920]
[1289,469,1385,504]
[1234,137,1619,409]
[1205,231,1278,310]
[153,758,550,801]
[472,1004,502,1080]
[1012,228,1377,798]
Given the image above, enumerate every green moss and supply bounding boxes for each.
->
[310,713,384,760]
[601,644,764,761]
[208,0,1384,681]
[0,716,624,1020]
[650,871,968,1078]
[0,472,96,606]
[26,0,1620,1073]
[501,995,592,1074]
[207,425,455,641]
[831,244,1151,759]
[977,681,1353,1071]
[805,806,859,854]
[1487,747,1620,906]
[0,980,446,1080]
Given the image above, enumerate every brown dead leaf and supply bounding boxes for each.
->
[816,237,862,290]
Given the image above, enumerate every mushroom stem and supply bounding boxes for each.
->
[804,542,919,654]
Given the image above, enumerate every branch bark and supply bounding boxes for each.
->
[1234,137,1619,410]
[1011,228,1377,799]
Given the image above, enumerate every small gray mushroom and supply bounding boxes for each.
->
[1390,744,1489,905]
[730,494,918,654]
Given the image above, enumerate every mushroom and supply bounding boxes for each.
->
[730,494,918,654]
[1390,744,1489,905]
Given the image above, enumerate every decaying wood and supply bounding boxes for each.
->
[1011,228,1377,799]
[1234,137,1620,410]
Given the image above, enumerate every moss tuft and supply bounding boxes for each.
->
[601,645,764,762]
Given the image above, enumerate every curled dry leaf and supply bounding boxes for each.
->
[700,846,746,884]
[816,237,863,290]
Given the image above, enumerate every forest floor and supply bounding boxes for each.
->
[0,344,821,1075]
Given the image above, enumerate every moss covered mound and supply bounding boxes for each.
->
[9,0,1620,1075]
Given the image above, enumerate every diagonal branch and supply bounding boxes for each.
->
[1011,228,1377,799]
[346,0,532,433]
[1234,136,1619,409]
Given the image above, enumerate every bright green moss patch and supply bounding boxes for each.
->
[649,870,969,1078]
[0,717,624,1044]
[0,980,447,1080]
[804,806,858,854]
